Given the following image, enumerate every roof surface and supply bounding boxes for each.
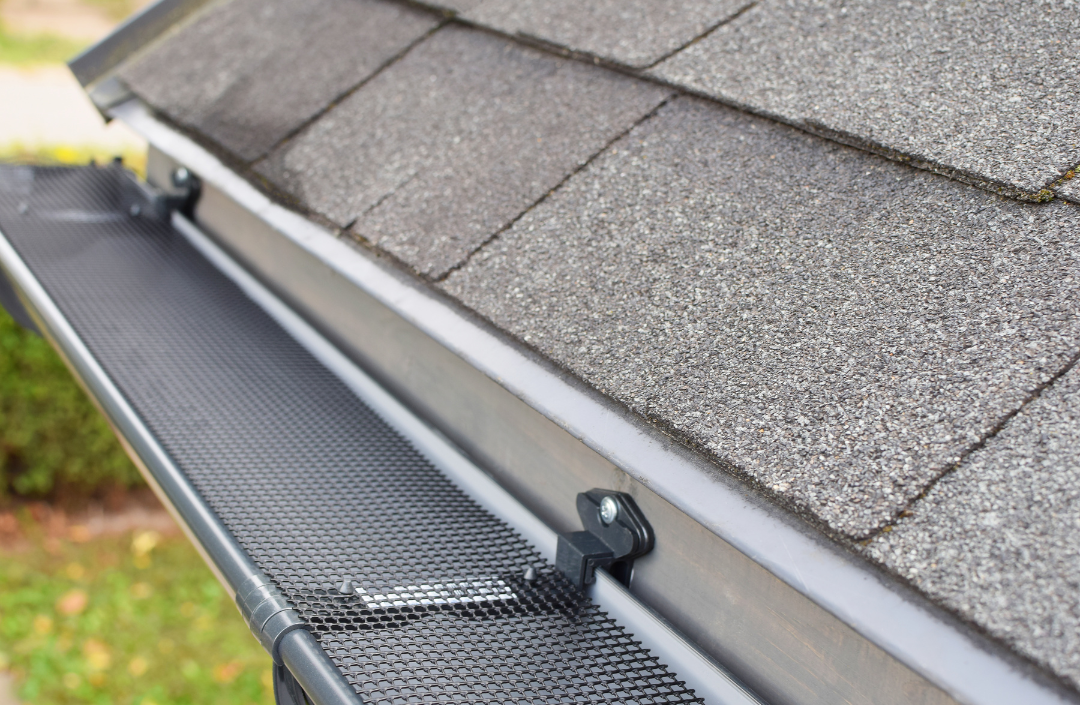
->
[113,0,1080,693]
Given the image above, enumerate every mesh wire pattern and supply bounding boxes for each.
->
[0,165,702,705]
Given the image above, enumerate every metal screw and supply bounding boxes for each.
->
[129,204,142,217]
[523,566,537,583]
[17,202,28,215]
[171,167,192,189]
[599,496,619,525]
[337,578,355,595]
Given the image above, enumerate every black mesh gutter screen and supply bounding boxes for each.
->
[0,163,708,705]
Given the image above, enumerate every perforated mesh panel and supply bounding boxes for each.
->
[0,165,701,705]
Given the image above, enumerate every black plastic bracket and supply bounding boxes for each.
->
[148,166,201,220]
[556,489,654,590]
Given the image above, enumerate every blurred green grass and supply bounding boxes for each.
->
[0,519,273,704]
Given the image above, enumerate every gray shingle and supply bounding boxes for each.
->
[1058,173,1080,204]
[118,0,438,162]
[866,363,1080,691]
[651,0,1080,197]
[442,97,1080,538]
[258,26,671,278]
[462,0,750,68]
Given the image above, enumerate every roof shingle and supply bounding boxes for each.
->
[118,0,439,162]
[867,362,1080,692]
[651,0,1080,197]
[256,26,670,278]
[461,0,750,68]
[442,96,1080,537]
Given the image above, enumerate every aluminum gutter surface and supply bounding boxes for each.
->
[0,222,361,705]
[113,98,1073,705]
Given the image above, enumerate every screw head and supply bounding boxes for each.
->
[129,204,142,217]
[338,578,355,595]
[171,167,192,189]
[599,496,619,525]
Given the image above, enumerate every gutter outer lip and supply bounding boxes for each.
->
[110,98,1076,705]
[0,214,362,705]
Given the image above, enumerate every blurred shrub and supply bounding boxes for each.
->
[0,307,144,500]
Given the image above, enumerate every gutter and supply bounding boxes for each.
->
[0,221,360,705]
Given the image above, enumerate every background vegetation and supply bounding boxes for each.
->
[0,517,274,704]
[0,307,145,502]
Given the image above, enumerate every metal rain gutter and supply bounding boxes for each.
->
[0,224,361,705]
[111,98,1074,705]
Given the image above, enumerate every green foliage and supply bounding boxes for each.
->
[0,307,144,500]
[0,522,274,704]
[0,24,87,66]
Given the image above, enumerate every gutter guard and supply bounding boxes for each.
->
[109,98,1078,705]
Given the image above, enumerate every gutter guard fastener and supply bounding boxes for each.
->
[557,489,654,590]
[235,574,308,665]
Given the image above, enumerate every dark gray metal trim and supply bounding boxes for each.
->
[68,0,211,88]
[0,223,361,705]
[114,99,1076,705]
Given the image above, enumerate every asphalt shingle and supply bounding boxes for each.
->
[442,97,1080,538]
[1058,173,1080,204]
[651,0,1080,197]
[461,0,750,68]
[118,0,438,162]
[257,26,671,278]
[866,363,1080,691]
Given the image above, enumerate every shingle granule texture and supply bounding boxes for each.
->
[425,0,482,12]
[118,0,438,162]
[462,0,750,68]
[866,364,1080,691]
[257,26,670,278]
[441,97,1080,538]
[652,0,1080,197]
[1058,175,1080,204]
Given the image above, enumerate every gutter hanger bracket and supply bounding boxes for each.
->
[557,489,654,590]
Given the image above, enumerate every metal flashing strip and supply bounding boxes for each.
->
[0,217,360,705]
[113,98,1075,705]
[68,0,211,88]
[173,212,761,705]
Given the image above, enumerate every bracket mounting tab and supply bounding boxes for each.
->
[556,489,654,590]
